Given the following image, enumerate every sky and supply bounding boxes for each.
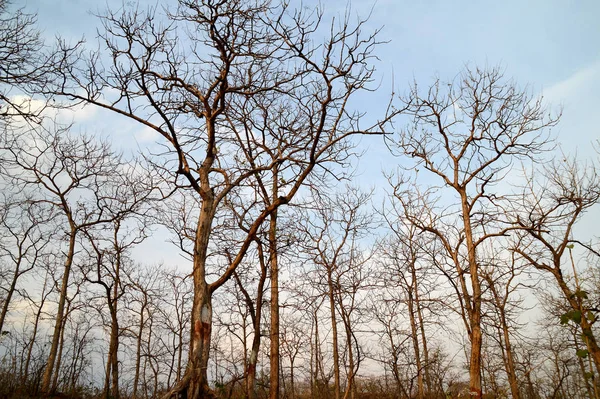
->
[18,0,600,266]
[24,0,600,159]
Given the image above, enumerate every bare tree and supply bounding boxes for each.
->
[48,1,394,397]
[514,157,600,379]
[389,66,557,398]
[376,208,442,399]
[125,263,166,399]
[479,246,531,399]
[0,126,142,394]
[0,193,54,334]
[0,0,48,122]
[78,158,155,399]
[19,266,54,387]
[296,186,375,399]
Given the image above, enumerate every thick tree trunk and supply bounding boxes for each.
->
[187,286,213,399]
[461,193,483,399]
[165,187,216,399]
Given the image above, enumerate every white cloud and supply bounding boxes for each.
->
[7,94,99,126]
[134,126,160,144]
[542,61,600,104]
[540,60,600,157]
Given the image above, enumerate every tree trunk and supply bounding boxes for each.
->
[41,228,76,393]
[245,243,267,399]
[407,289,424,399]
[555,271,600,377]
[132,294,146,399]
[0,259,22,334]
[52,298,70,392]
[327,269,341,399]
[289,357,295,399]
[500,303,519,399]
[269,172,280,399]
[23,273,50,384]
[108,308,120,399]
[187,287,213,399]
[342,320,356,399]
[414,274,432,395]
[460,192,483,399]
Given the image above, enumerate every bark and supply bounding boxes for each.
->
[269,173,280,399]
[327,268,341,399]
[575,339,595,399]
[461,191,483,399]
[557,274,600,377]
[342,317,356,399]
[41,225,76,393]
[0,258,23,334]
[106,305,120,399]
[236,241,267,399]
[132,291,147,399]
[488,280,520,399]
[182,188,216,399]
[52,296,70,392]
[103,248,121,399]
[407,287,424,399]
[414,274,432,395]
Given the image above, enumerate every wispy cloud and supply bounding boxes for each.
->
[542,60,600,105]
[539,60,600,156]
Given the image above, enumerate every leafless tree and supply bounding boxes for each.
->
[78,159,155,399]
[295,186,375,399]
[389,66,557,398]
[0,193,54,334]
[19,266,54,387]
[0,125,146,394]
[124,263,167,399]
[0,0,51,122]
[376,205,445,399]
[46,1,395,396]
[514,157,600,381]
[479,245,532,399]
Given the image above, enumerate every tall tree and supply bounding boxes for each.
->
[297,186,375,399]
[49,1,395,397]
[514,158,600,379]
[390,66,557,398]
[0,126,140,393]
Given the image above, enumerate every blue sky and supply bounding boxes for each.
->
[19,0,600,265]
[26,0,599,153]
